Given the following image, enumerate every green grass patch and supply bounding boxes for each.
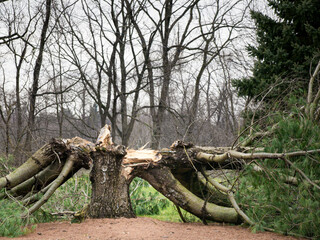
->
[143,203,200,223]
[0,170,92,237]
[130,177,200,223]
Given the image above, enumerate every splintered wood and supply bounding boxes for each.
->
[96,125,113,146]
[123,149,161,166]
[65,125,162,167]
[65,137,95,149]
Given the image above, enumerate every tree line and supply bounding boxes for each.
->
[0,0,253,165]
[1,0,320,238]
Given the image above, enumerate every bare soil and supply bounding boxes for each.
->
[0,217,306,240]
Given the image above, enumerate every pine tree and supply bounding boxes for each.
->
[233,0,320,103]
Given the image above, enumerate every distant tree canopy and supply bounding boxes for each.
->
[233,0,320,103]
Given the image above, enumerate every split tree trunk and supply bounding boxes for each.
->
[89,146,135,218]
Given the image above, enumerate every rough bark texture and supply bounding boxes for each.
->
[89,147,135,218]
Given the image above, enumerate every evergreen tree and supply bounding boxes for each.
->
[233,0,320,103]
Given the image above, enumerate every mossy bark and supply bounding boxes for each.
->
[0,139,67,190]
[0,159,65,199]
[139,166,239,223]
[89,146,135,218]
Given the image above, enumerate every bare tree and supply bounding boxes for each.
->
[125,0,252,148]
[24,0,53,152]
[0,78,15,157]
[185,0,250,141]
[58,0,152,145]
[0,0,43,163]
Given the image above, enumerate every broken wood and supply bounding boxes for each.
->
[89,126,135,218]
[1,124,319,227]
[89,147,135,218]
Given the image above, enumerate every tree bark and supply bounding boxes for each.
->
[0,139,67,190]
[138,166,239,223]
[89,146,135,218]
[25,0,52,152]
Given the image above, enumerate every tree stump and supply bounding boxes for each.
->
[89,146,135,218]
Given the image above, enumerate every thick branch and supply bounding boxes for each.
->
[138,166,239,223]
[0,139,67,190]
[197,172,230,206]
[26,154,76,216]
[22,182,53,205]
[196,149,320,163]
[0,159,64,199]
[199,171,254,225]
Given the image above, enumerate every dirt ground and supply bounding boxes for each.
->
[0,217,305,240]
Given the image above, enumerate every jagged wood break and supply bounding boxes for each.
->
[1,125,320,224]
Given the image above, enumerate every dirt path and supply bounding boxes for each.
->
[1,217,304,240]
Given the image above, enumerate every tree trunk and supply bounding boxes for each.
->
[25,0,52,152]
[89,146,135,218]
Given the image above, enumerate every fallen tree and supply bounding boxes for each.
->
[1,125,320,227]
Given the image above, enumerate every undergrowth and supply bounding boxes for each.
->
[45,171,91,213]
[0,168,198,237]
[0,170,91,237]
[0,198,55,237]
[237,116,320,239]
[130,177,200,222]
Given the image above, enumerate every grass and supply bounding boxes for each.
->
[0,170,199,237]
[130,177,200,223]
[144,203,200,223]
[0,168,92,237]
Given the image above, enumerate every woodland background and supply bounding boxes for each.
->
[0,0,320,238]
